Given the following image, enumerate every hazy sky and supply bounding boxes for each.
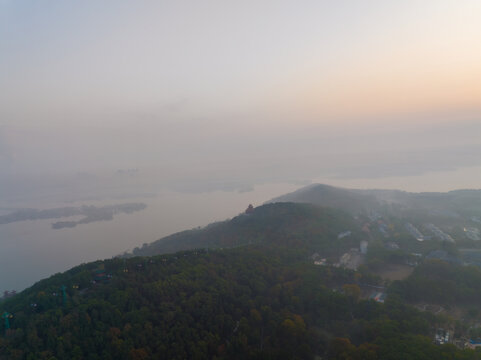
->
[1,0,481,193]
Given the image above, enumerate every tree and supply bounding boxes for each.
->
[343,284,361,303]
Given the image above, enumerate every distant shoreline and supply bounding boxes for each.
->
[0,203,147,229]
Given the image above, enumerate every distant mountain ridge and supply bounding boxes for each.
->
[268,184,481,218]
[267,184,380,214]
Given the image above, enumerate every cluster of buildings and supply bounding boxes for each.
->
[360,240,368,255]
[369,291,386,303]
[384,242,400,251]
[435,333,481,349]
[464,227,480,241]
[337,231,352,239]
[405,223,425,241]
[311,253,327,266]
[405,222,459,243]
[337,249,364,270]
[367,211,382,222]
[311,233,368,271]
[377,221,390,237]
[468,339,481,349]
[425,223,455,243]
[435,328,450,345]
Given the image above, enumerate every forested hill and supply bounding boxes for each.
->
[130,202,360,257]
[2,202,481,358]
[2,244,479,359]
[268,184,381,214]
[269,184,481,218]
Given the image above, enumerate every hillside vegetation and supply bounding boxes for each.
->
[3,247,480,359]
[1,203,481,359]
[130,202,360,257]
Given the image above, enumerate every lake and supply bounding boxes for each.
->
[0,183,299,292]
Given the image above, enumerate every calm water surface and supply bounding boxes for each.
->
[0,183,298,291]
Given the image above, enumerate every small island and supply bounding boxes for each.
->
[0,203,147,229]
